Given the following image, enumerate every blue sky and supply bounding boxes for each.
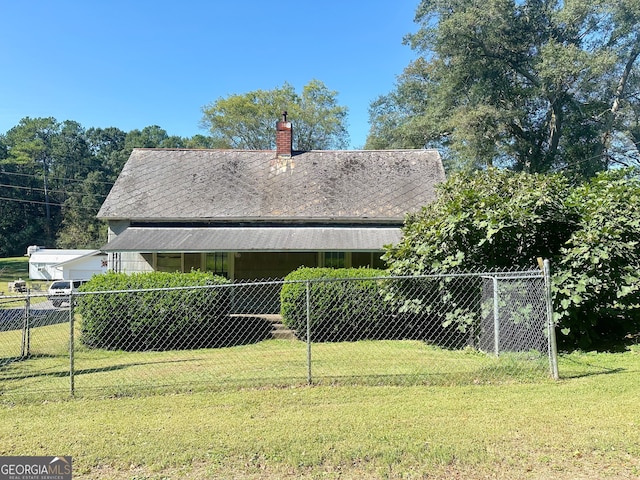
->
[0,1,420,149]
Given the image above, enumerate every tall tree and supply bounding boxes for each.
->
[184,134,228,149]
[56,171,110,249]
[200,80,349,150]
[85,126,128,182]
[124,125,182,150]
[367,0,640,177]
[0,133,44,256]
[4,117,62,246]
[52,120,92,182]
[55,127,127,249]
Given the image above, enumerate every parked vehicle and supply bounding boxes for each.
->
[47,280,85,307]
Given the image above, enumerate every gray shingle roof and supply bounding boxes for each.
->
[97,148,445,222]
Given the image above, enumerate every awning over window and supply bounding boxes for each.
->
[101,226,403,252]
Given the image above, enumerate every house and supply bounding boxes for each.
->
[27,246,108,281]
[97,115,446,280]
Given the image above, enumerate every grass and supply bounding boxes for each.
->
[0,320,551,398]
[1,319,639,479]
[0,350,638,479]
[0,257,28,294]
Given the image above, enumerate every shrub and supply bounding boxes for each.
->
[554,170,640,348]
[384,168,575,275]
[384,167,640,349]
[77,271,231,351]
[281,267,390,342]
[384,169,574,338]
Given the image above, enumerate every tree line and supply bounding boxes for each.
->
[0,118,221,257]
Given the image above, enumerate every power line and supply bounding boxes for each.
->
[0,196,67,208]
[549,149,640,173]
[0,196,104,211]
[0,170,115,187]
[0,183,108,199]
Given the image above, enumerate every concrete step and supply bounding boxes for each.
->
[230,313,297,340]
[269,318,297,340]
[271,329,297,340]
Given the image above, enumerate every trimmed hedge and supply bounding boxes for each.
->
[77,271,232,351]
[281,267,390,342]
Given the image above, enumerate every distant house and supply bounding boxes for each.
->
[27,247,108,281]
[97,116,446,280]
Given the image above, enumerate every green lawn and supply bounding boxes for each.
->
[0,320,551,399]
[0,349,638,479]
[1,322,639,479]
[0,257,28,293]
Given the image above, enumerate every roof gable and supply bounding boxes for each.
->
[98,148,445,222]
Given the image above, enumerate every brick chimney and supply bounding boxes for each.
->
[276,111,292,157]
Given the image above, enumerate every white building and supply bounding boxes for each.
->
[27,246,108,281]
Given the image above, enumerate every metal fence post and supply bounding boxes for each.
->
[20,292,31,357]
[69,292,75,396]
[493,276,500,356]
[306,280,312,385]
[543,259,559,380]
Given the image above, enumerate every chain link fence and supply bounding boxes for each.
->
[0,266,557,398]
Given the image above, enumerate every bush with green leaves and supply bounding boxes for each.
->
[281,268,390,342]
[384,169,574,338]
[554,170,640,348]
[385,168,575,275]
[77,271,231,351]
[384,168,640,349]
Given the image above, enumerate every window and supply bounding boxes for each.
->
[206,252,228,278]
[155,253,229,276]
[156,253,181,272]
[324,252,346,268]
[352,251,387,269]
[184,253,202,272]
